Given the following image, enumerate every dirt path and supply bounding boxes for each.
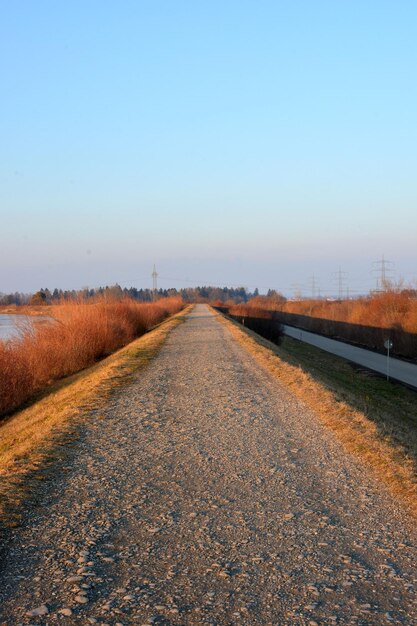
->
[0,304,415,625]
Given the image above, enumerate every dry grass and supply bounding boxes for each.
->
[0,304,55,316]
[214,308,417,518]
[0,297,183,417]
[228,295,417,361]
[0,306,191,526]
[246,290,417,333]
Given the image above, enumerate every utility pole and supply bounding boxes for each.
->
[152,264,158,301]
[333,267,348,300]
[373,255,394,292]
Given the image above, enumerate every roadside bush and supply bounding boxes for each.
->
[0,297,183,417]
[219,293,417,360]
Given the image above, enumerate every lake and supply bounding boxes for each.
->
[0,314,50,341]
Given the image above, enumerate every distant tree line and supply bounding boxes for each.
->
[0,292,31,305]
[0,284,264,305]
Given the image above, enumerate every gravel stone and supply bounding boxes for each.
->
[59,608,73,616]
[74,594,89,604]
[26,605,48,617]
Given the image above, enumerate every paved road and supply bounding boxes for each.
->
[282,324,417,389]
[0,305,415,625]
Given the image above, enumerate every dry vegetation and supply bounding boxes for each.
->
[215,308,417,518]
[226,289,417,360]
[0,297,183,418]
[0,306,190,526]
[0,304,51,316]
[242,288,417,333]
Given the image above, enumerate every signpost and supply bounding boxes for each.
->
[384,339,393,381]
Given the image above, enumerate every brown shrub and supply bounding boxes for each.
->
[0,297,183,417]
[228,304,274,319]
[280,291,417,333]
[222,290,417,359]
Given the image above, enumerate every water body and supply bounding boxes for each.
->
[0,314,50,341]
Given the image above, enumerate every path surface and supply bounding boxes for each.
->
[0,305,415,626]
[282,324,417,389]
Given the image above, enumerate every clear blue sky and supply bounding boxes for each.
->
[1,1,416,296]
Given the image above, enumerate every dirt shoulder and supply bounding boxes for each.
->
[214,308,417,518]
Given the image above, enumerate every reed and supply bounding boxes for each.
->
[0,297,183,417]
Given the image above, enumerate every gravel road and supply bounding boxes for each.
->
[0,304,415,626]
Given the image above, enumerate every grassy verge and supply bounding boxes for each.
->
[0,306,191,527]
[215,309,417,517]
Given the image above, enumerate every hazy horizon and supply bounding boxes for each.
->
[1,1,416,297]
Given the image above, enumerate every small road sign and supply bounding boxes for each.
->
[384,339,393,381]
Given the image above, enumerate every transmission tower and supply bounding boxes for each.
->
[333,267,348,300]
[309,274,318,299]
[152,264,158,301]
[372,255,394,292]
[291,283,303,300]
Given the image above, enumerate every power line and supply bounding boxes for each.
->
[291,283,303,300]
[372,255,394,292]
[309,273,319,299]
[333,267,349,300]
